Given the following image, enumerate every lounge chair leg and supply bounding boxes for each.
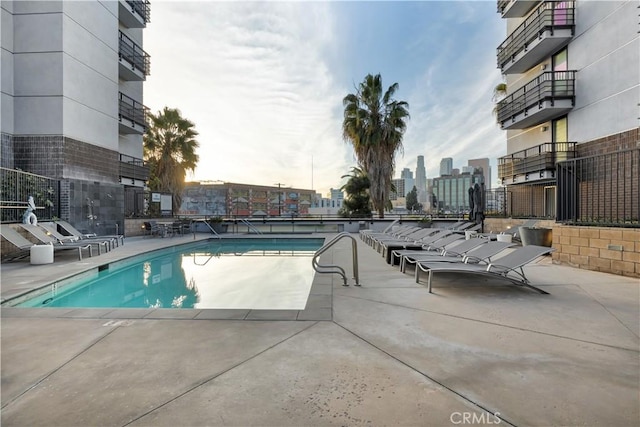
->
[428,270,433,293]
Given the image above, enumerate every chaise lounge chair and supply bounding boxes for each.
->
[1,224,92,261]
[40,222,112,254]
[17,224,95,260]
[401,240,516,274]
[55,220,124,247]
[1,224,36,261]
[391,235,488,268]
[415,244,555,294]
[383,232,465,265]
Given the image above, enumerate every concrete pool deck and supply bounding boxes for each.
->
[1,233,638,426]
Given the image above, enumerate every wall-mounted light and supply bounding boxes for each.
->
[540,64,547,70]
[541,126,549,132]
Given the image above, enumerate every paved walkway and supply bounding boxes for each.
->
[1,233,638,426]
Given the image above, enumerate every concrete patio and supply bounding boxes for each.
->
[1,233,638,426]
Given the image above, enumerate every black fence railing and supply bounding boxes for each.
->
[125,0,150,24]
[119,31,150,76]
[119,92,148,129]
[0,167,60,223]
[557,148,639,227]
[497,1,575,69]
[497,70,576,125]
[119,154,150,182]
[124,187,149,218]
[498,142,577,180]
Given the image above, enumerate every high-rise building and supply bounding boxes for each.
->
[1,0,151,233]
[468,158,491,189]
[433,171,484,214]
[415,156,427,203]
[439,157,453,176]
[496,0,638,216]
[400,168,415,196]
[390,179,406,201]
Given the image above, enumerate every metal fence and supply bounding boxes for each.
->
[0,167,60,222]
[557,148,639,227]
[124,186,148,218]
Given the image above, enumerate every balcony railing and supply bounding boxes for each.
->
[497,0,539,18]
[497,1,574,72]
[497,70,576,129]
[126,0,150,24]
[119,154,149,183]
[119,31,150,78]
[118,92,148,133]
[498,142,577,180]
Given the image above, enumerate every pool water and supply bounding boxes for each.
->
[17,238,324,310]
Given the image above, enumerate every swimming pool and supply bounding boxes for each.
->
[15,238,324,310]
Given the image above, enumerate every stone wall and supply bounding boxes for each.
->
[552,226,639,278]
[485,218,639,278]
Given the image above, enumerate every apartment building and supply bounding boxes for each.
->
[1,0,150,233]
[180,182,319,217]
[495,0,639,217]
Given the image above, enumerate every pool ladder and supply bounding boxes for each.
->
[312,232,360,286]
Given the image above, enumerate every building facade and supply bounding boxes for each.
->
[439,157,453,177]
[433,171,485,215]
[496,0,638,217]
[468,158,491,189]
[1,0,150,233]
[415,155,427,203]
[180,182,319,217]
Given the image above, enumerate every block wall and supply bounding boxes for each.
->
[552,225,639,278]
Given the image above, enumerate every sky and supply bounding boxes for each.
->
[144,1,507,196]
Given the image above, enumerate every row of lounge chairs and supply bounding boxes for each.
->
[1,220,124,262]
[360,220,554,294]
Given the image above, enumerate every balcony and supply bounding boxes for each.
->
[119,154,149,185]
[118,92,148,134]
[497,1,574,74]
[497,70,575,130]
[118,0,150,28]
[497,0,540,18]
[118,31,150,81]
[498,142,577,185]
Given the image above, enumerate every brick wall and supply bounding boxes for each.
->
[552,226,639,278]
[577,128,639,157]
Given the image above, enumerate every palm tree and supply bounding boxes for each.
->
[144,107,199,215]
[339,166,371,218]
[342,74,409,218]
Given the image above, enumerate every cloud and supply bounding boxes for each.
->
[145,2,351,195]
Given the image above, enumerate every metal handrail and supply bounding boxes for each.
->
[239,218,263,234]
[312,232,360,286]
[191,219,221,239]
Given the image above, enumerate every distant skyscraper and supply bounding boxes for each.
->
[400,168,414,195]
[468,158,491,189]
[440,158,453,176]
[415,156,427,203]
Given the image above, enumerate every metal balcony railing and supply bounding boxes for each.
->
[119,154,149,182]
[125,0,150,24]
[498,142,577,179]
[497,0,540,17]
[496,70,576,125]
[118,92,148,129]
[119,31,150,76]
[497,1,574,70]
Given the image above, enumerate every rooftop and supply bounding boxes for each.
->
[1,233,638,425]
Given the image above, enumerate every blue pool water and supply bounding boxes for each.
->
[17,238,323,310]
